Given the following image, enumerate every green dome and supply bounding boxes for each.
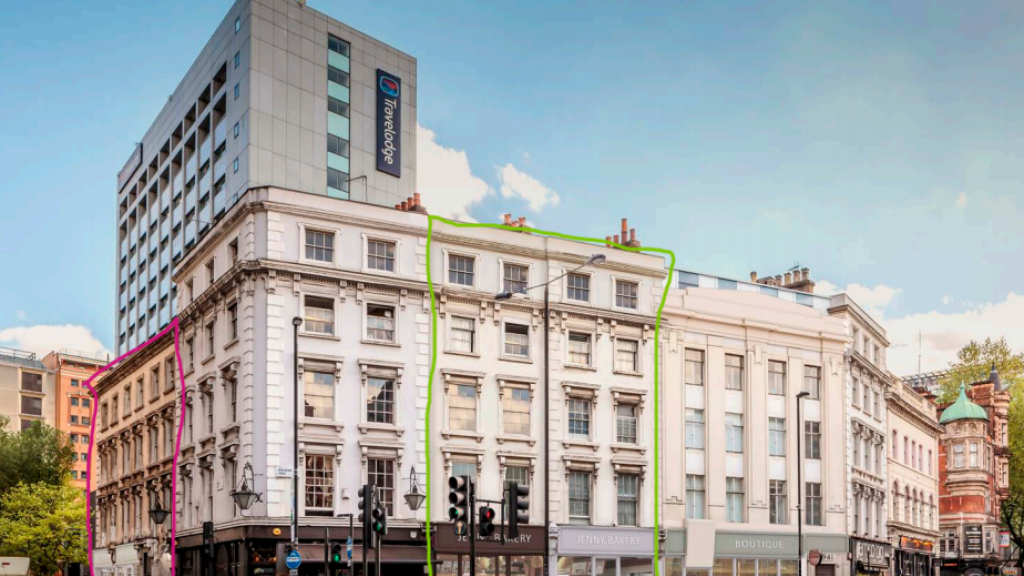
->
[939,383,988,424]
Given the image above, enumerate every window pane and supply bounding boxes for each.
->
[502,388,531,435]
[615,280,638,309]
[367,240,395,271]
[304,296,334,334]
[366,304,396,341]
[304,454,334,513]
[685,350,705,385]
[725,354,744,390]
[616,404,638,444]
[450,316,475,353]
[768,361,786,395]
[504,323,529,357]
[568,399,591,437]
[366,378,394,424]
[503,264,528,294]
[449,384,477,431]
[449,255,475,286]
[617,474,638,526]
[567,273,590,301]
[616,339,639,372]
[303,371,334,419]
[568,333,592,366]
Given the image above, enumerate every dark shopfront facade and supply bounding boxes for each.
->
[892,536,934,576]
[174,523,428,576]
[432,523,546,576]
[851,537,893,576]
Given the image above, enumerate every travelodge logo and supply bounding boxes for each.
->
[379,75,400,97]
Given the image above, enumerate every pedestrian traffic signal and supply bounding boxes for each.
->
[508,482,530,539]
[448,475,470,536]
[478,505,496,537]
[371,500,388,536]
[331,543,343,564]
[358,484,377,549]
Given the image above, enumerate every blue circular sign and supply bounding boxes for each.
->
[285,550,302,569]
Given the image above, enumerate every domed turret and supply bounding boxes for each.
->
[939,383,988,424]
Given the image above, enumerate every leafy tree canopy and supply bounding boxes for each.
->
[0,482,88,575]
[938,337,1023,403]
[0,416,75,495]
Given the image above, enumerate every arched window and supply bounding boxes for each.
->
[905,486,911,523]
[893,482,900,520]
[929,494,934,529]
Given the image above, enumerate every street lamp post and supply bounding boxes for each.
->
[292,316,303,549]
[796,390,810,576]
[404,467,426,512]
[149,495,170,576]
[495,252,606,576]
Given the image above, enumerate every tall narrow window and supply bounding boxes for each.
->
[769,480,787,524]
[686,475,705,519]
[725,354,744,390]
[367,240,396,272]
[769,418,786,456]
[567,273,590,302]
[503,323,530,357]
[449,316,475,353]
[305,230,334,263]
[615,339,639,372]
[227,303,238,341]
[768,360,786,395]
[303,371,334,419]
[366,304,396,342]
[805,421,821,459]
[725,413,744,453]
[616,404,638,444]
[304,296,335,335]
[366,378,394,424]
[725,477,744,523]
[151,366,160,398]
[806,482,822,525]
[568,471,592,525]
[448,254,475,286]
[304,454,334,516]
[205,321,215,357]
[568,333,592,366]
[969,443,978,467]
[953,444,963,468]
[448,383,477,431]
[686,409,705,449]
[617,474,639,526]
[685,350,705,386]
[204,390,214,434]
[502,387,530,436]
[615,280,639,309]
[503,263,528,295]
[568,399,591,438]
[803,366,821,399]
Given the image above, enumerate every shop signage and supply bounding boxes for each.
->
[1001,532,1011,548]
[557,526,655,556]
[964,525,983,555]
[715,533,799,558]
[375,69,401,177]
[1003,567,1019,576]
[433,523,543,555]
[852,538,892,569]
[898,536,934,552]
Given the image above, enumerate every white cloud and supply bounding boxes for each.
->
[815,279,902,320]
[15,310,27,321]
[497,163,560,211]
[956,191,967,208]
[885,293,1024,376]
[0,324,112,359]
[416,124,491,222]
[942,295,952,305]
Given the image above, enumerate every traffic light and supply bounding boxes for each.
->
[358,484,377,549]
[478,505,496,537]
[371,497,388,536]
[448,475,470,536]
[508,482,530,539]
[331,543,343,564]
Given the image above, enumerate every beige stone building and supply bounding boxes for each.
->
[0,346,55,432]
[885,374,940,576]
[90,330,178,576]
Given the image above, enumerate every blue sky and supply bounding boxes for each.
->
[1,0,1022,373]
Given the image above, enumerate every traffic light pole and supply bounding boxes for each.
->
[375,488,381,576]
[469,479,477,576]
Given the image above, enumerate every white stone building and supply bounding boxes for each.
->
[662,270,850,576]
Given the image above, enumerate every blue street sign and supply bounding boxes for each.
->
[346,537,353,559]
[285,549,302,569]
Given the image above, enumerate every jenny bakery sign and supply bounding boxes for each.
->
[557,526,656,556]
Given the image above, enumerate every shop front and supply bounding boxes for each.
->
[850,537,892,576]
[892,536,934,576]
[555,525,657,576]
[91,543,139,576]
[432,523,545,576]
[664,529,848,576]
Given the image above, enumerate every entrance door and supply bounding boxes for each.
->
[815,565,835,576]
[595,558,617,576]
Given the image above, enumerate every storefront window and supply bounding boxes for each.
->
[715,558,734,576]
[476,556,499,576]
[508,555,542,576]
[622,557,654,575]
[437,555,459,576]
[759,559,779,576]
[596,559,617,576]
[558,557,592,576]
[779,560,798,576]
[666,558,684,576]
[737,559,756,576]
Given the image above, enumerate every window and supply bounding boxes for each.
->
[327,168,348,194]
[136,379,144,408]
[151,366,160,398]
[303,371,334,419]
[227,303,238,341]
[725,413,744,453]
[71,379,79,387]
[204,390,214,434]
[232,49,239,69]
[568,399,591,438]
[448,384,477,431]
[616,404,638,444]
[205,321,215,357]
[769,418,786,456]
[568,333,592,366]
[503,263,528,295]
[863,385,870,411]
[233,122,239,138]
[327,133,349,157]
[366,377,394,424]
[22,372,43,392]
[726,477,744,523]
[686,475,705,519]
[83,434,89,444]
[504,323,529,357]
[328,97,349,117]
[234,16,240,33]
[233,83,239,100]
[805,421,821,459]
[725,354,744,390]
[615,280,638,309]
[304,229,334,263]
[504,465,528,491]
[685,409,705,449]
[71,398,79,406]
[617,474,639,526]
[452,462,476,485]
[806,482,822,525]
[803,366,820,399]
[911,441,917,468]
[328,35,350,56]
[768,360,786,395]
[615,339,639,372]
[502,387,530,435]
[893,430,898,458]
[367,240,395,272]
[448,254,475,286]
[568,471,592,525]
[366,304,396,342]
[969,443,978,467]
[70,415,79,424]
[304,454,334,515]
[368,455,395,512]
[685,350,705,386]
[83,398,90,408]
[163,418,173,459]
[904,436,909,463]
[449,316,475,353]
[124,388,132,416]
[928,449,933,475]
[304,296,335,335]
[769,480,787,524]
[953,444,964,468]
[232,158,238,173]
[853,378,861,407]
[852,434,860,466]
[567,273,590,302]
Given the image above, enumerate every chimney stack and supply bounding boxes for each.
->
[621,218,628,239]
[518,216,526,227]
[613,234,620,245]
[503,214,512,226]
[400,201,408,211]
[750,271,758,282]
[605,236,612,247]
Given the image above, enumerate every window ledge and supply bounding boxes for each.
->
[611,443,646,454]
[441,429,485,443]
[562,438,600,452]
[358,422,404,436]
[445,350,481,358]
[613,369,644,378]
[497,434,537,446]
[301,331,341,342]
[299,418,344,433]
[201,354,216,366]
[565,364,597,372]
[223,338,239,350]
[499,355,533,364]
[219,422,242,436]
[360,338,401,347]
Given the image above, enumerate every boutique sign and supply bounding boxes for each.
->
[375,69,401,178]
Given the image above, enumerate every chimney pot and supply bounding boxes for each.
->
[629,228,636,242]
[400,201,408,211]
[750,272,758,282]
[394,204,401,210]
[784,272,792,284]
[503,214,512,226]
[518,216,526,227]
[775,275,782,284]
[414,192,421,206]
[605,235,612,247]
[613,234,620,245]
[621,218,628,236]
[802,267,810,279]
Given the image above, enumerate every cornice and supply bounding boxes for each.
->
[886,392,943,435]
[93,331,175,395]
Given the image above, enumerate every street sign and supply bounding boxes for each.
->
[808,550,822,567]
[346,536,353,567]
[285,549,302,570]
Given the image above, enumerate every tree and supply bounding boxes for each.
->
[938,337,1024,403]
[0,482,88,575]
[0,416,75,496]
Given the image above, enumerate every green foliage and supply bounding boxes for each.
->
[937,337,1024,403]
[0,482,88,574]
[1009,390,1024,496]
[0,415,76,495]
